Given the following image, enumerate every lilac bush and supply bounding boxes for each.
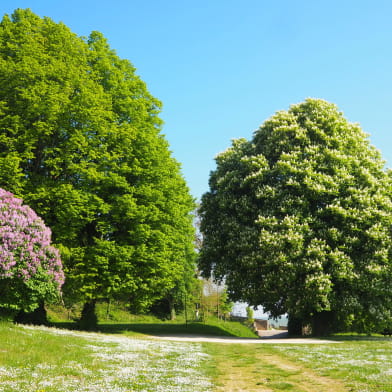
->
[0,188,64,311]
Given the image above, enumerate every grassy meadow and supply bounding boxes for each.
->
[0,321,212,392]
[0,306,391,391]
[203,336,392,392]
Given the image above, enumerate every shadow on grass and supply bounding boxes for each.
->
[51,321,240,337]
[326,334,392,342]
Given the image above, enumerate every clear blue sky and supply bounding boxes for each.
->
[1,1,392,200]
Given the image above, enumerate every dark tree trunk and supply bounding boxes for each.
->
[287,314,303,336]
[312,311,336,336]
[0,307,17,321]
[168,298,176,321]
[106,299,111,320]
[78,300,98,330]
[14,301,48,326]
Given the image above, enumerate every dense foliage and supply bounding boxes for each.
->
[0,188,64,311]
[0,9,195,319]
[199,99,392,334]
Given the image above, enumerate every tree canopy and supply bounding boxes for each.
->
[0,188,64,311]
[0,9,195,317]
[199,99,392,335]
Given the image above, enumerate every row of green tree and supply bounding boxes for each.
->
[1,9,391,336]
[0,9,197,327]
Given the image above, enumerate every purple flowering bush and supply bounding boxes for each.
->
[0,188,64,311]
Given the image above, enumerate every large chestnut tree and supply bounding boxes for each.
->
[199,99,392,335]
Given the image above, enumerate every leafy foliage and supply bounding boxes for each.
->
[0,188,64,311]
[199,99,392,333]
[0,9,195,313]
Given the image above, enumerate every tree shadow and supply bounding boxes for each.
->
[326,334,392,342]
[51,321,240,337]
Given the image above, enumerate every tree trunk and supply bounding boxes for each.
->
[168,298,176,320]
[78,300,98,330]
[14,301,48,326]
[312,311,336,336]
[287,314,303,336]
[0,307,17,321]
[106,299,111,320]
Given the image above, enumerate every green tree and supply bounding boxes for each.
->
[149,258,199,321]
[0,9,195,328]
[246,307,254,323]
[199,99,392,335]
[196,278,233,321]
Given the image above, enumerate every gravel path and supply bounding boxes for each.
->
[152,334,339,344]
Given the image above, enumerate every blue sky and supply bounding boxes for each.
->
[1,1,392,200]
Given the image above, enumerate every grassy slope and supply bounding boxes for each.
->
[96,318,258,338]
[47,302,258,338]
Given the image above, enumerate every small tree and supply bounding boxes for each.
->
[219,289,234,320]
[0,188,64,317]
[196,279,233,321]
[246,306,254,323]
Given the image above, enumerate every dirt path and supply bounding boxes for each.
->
[213,351,348,392]
[153,334,348,391]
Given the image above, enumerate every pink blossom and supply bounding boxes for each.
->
[0,188,64,302]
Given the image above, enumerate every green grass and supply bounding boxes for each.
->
[94,320,257,337]
[202,336,392,392]
[0,321,212,392]
[271,336,392,392]
[47,302,258,338]
[201,343,320,392]
[1,319,391,392]
[0,321,110,391]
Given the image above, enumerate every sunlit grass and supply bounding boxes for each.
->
[271,336,392,392]
[2,319,390,392]
[201,342,338,392]
[0,322,212,392]
[202,337,392,392]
